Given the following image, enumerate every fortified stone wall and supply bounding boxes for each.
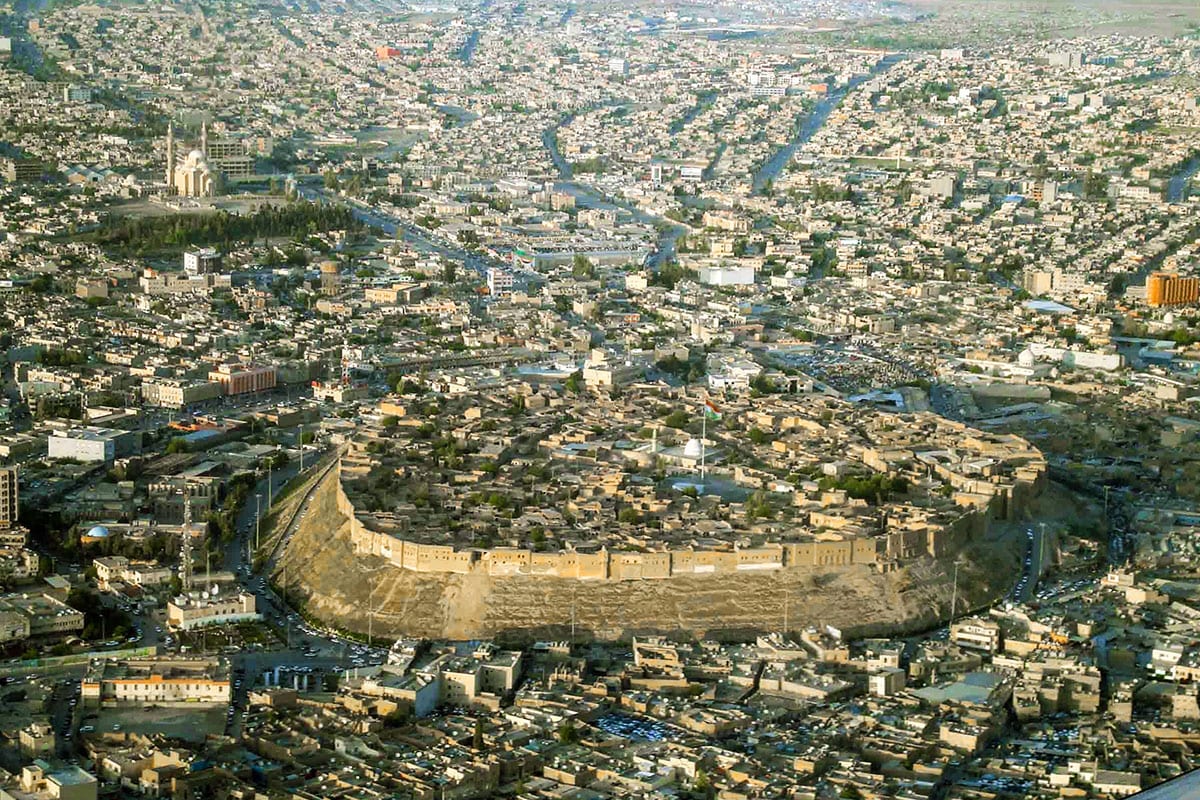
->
[336,461,1041,580]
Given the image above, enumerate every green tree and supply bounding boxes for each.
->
[571,254,595,279]
[1082,171,1109,201]
[663,409,690,429]
[557,720,580,744]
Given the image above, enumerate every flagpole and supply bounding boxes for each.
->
[700,398,707,480]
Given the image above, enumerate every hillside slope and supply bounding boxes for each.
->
[275,469,1025,644]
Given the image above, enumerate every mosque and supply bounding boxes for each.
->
[165,122,221,198]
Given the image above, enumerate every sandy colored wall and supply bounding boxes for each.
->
[332,458,1042,581]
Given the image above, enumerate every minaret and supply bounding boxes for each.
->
[200,121,208,157]
[165,122,175,194]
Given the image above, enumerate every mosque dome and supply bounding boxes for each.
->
[683,438,704,459]
[1017,349,1036,367]
[85,525,110,539]
[182,149,212,173]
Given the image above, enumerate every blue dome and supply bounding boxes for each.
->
[85,525,110,538]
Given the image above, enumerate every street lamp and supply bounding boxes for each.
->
[949,557,965,623]
[255,493,262,553]
[368,575,376,649]
[366,564,389,649]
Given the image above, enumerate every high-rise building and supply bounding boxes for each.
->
[1047,51,1085,69]
[62,84,92,103]
[183,248,223,275]
[204,136,255,180]
[0,467,16,527]
[1147,272,1200,308]
[487,266,514,297]
[0,157,47,183]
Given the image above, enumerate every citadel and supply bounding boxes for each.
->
[281,387,1048,638]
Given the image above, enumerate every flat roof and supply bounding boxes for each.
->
[912,671,1004,706]
[50,766,96,786]
[1023,299,1076,315]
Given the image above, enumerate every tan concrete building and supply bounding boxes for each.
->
[3,763,97,800]
[167,590,259,631]
[81,658,230,705]
[207,364,276,396]
[0,593,83,638]
[0,467,16,528]
[140,378,223,410]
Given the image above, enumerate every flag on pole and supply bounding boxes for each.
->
[704,399,722,420]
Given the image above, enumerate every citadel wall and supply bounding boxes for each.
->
[335,463,1041,580]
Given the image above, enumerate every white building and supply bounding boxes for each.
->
[48,427,122,462]
[81,658,230,705]
[697,264,755,286]
[487,267,514,297]
[949,618,1002,653]
[707,358,762,392]
[183,248,222,275]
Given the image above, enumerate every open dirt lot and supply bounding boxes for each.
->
[89,705,225,744]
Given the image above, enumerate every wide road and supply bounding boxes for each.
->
[229,447,319,573]
[541,112,687,270]
[297,184,497,278]
[752,53,906,194]
[218,446,387,710]
[1010,524,1049,603]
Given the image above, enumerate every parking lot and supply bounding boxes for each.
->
[593,712,681,742]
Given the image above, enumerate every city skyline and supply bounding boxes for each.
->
[0,0,1198,797]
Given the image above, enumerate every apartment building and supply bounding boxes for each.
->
[1147,271,1200,308]
[207,364,276,396]
[0,467,16,527]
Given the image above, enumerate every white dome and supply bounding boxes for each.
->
[86,525,110,538]
[1017,349,1035,367]
[182,149,211,171]
[683,438,704,458]
[1164,312,1176,325]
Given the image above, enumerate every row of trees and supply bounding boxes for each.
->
[93,202,359,252]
